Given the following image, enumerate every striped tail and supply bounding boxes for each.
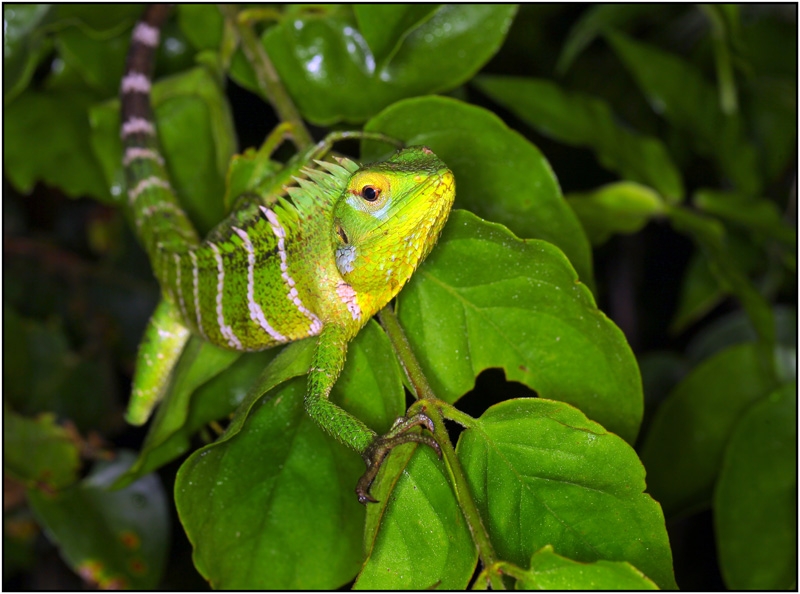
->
[120,4,199,273]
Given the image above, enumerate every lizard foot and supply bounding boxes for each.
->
[356,413,441,504]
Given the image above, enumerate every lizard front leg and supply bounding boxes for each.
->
[305,324,440,504]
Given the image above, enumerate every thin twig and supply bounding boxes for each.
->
[219,5,313,149]
[378,304,504,589]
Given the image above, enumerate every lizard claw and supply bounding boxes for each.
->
[356,412,440,504]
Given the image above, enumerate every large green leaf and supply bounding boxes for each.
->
[606,30,761,195]
[458,398,676,590]
[362,96,595,290]
[474,76,684,203]
[3,4,54,102]
[50,4,143,34]
[112,338,250,489]
[177,4,225,52]
[54,25,130,97]
[353,5,439,66]
[230,5,517,124]
[640,342,779,517]
[714,383,797,590]
[5,89,110,201]
[177,378,365,589]
[355,446,476,590]
[175,321,404,589]
[27,452,169,590]
[398,210,641,444]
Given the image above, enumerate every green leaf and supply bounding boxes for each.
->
[668,206,775,346]
[566,181,665,245]
[714,383,797,590]
[50,4,143,34]
[27,452,169,590]
[747,76,797,183]
[2,308,118,430]
[112,338,247,489]
[458,398,676,590]
[474,76,684,203]
[670,251,727,334]
[175,322,405,589]
[177,378,365,589]
[54,25,130,97]
[398,210,642,444]
[693,189,796,246]
[88,101,128,206]
[177,4,225,52]
[512,545,659,590]
[353,5,438,66]
[233,5,516,124]
[4,89,111,201]
[606,30,761,195]
[3,4,54,102]
[3,308,70,414]
[556,5,659,74]
[363,96,595,290]
[355,446,477,590]
[640,342,779,517]
[4,409,81,491]
[685,306,797,367]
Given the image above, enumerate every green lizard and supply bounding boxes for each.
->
[120,6,455,502]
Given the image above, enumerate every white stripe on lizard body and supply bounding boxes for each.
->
[260,206,323,336]
[189,250,208,340]
[231,226,288,343]
[208,242,243,350]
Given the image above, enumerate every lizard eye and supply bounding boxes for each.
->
[361,185,380,202]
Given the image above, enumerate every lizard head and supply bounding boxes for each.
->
[331,146,455,302]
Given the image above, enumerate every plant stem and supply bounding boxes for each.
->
[377,304,435,401]
[700,4,738,115]
[219,5,313,149]
[378,304,504,590]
